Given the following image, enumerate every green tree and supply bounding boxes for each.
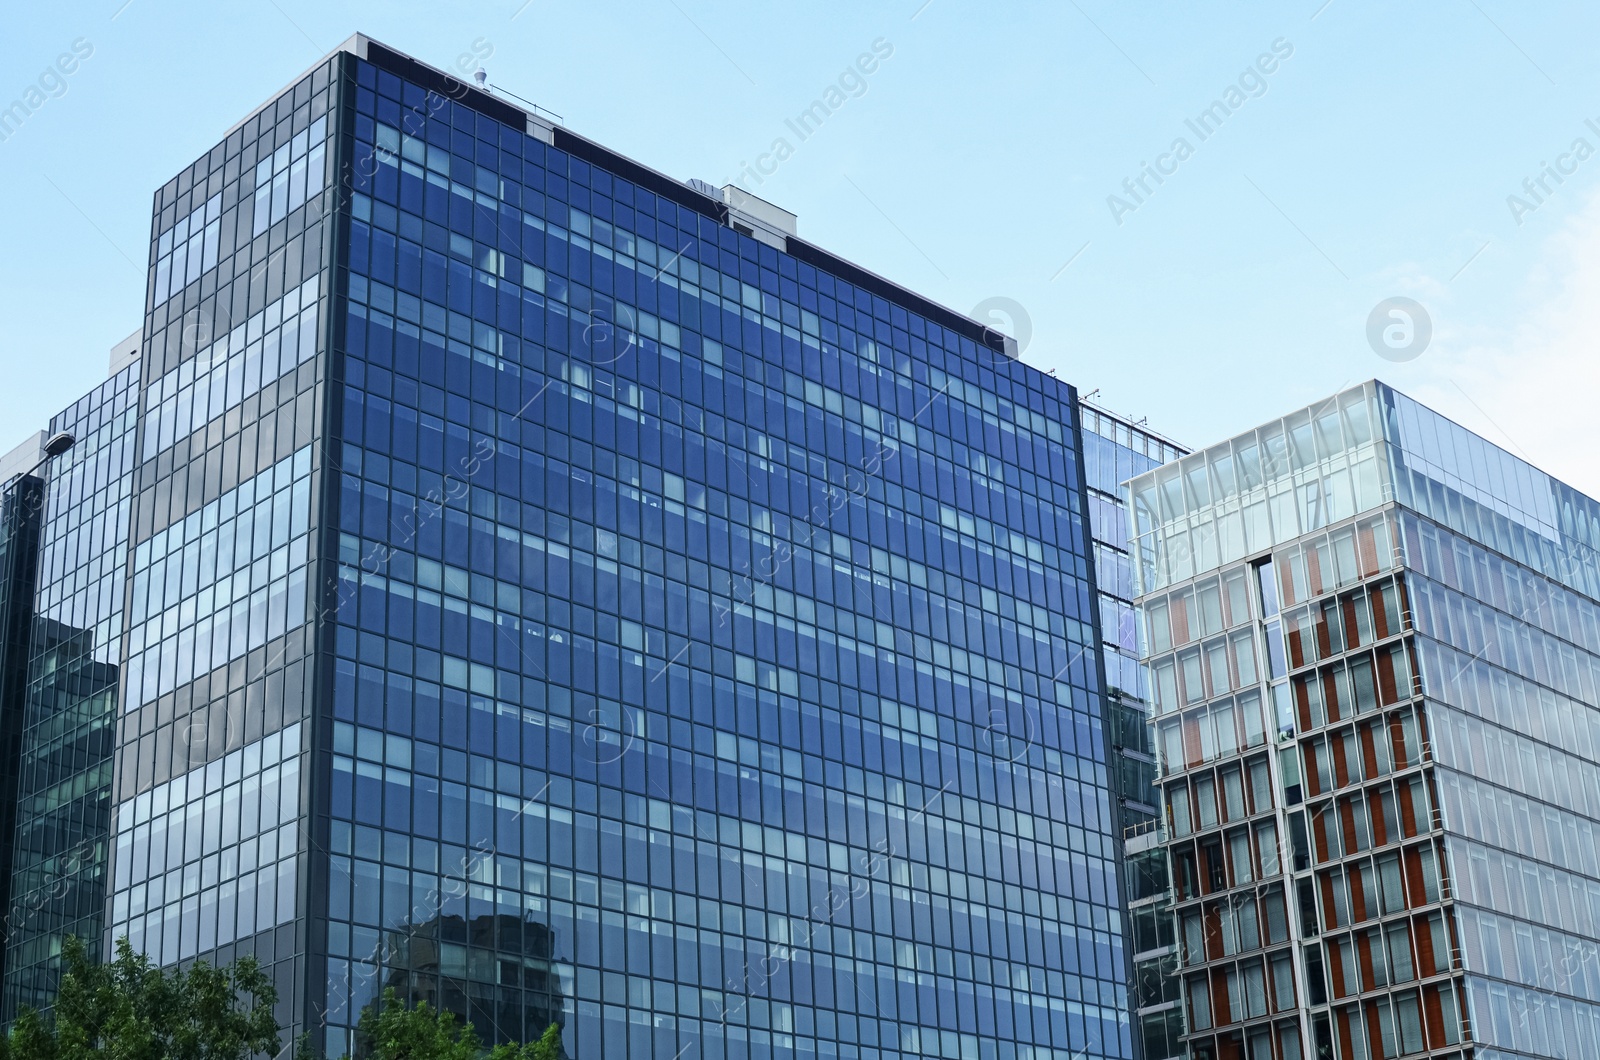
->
[1,934,280,1060]
[352,991,563,1060]
[355,990,482,1060]
[484,1019,564,1060]
[525,1021,563,1060]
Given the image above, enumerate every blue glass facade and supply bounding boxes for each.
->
[75,35,1135,1060]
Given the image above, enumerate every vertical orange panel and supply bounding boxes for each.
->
[1389,713,1410,769]
[1373,790,1390,847]
[1348,851,1367,921]
[1415,915,1437,977]
[1399,781,1419,838]
[1404,847,1426,907]
[1424,983,1446,1046]
[1358,523,1379,575]
[1376,649,1399,704]
[1323,670,1343,722]
[1365,1000,1386,1058]
[1337,1008,1356,1059]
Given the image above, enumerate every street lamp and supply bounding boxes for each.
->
[41,432,74,460]
[9,432,75,485]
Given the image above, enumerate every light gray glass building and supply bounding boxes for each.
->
[1130,380,1600,1060]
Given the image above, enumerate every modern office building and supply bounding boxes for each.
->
[0,34,1139,1058]
[1080,399,1187,1060]
[1131,380,1600,1060]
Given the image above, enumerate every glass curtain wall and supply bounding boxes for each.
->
[1130,381,1600,1060]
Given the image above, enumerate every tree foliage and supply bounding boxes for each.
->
[351,990,564,1060]
[523,1021,563,1060]
[485,1018,563,1060]
[0,942,564,1060]
[1,934,280,1060]
[355,990,481,1060]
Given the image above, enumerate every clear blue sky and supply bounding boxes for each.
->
[5,1,1599,494]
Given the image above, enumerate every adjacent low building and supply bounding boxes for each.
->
[0,354,138,1019]
[1131,380,1600,1060]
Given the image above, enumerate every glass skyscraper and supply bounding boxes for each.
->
[0,34,1137,1059]
[1079,401,1186,1060]
[1130,381,1600,1059]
